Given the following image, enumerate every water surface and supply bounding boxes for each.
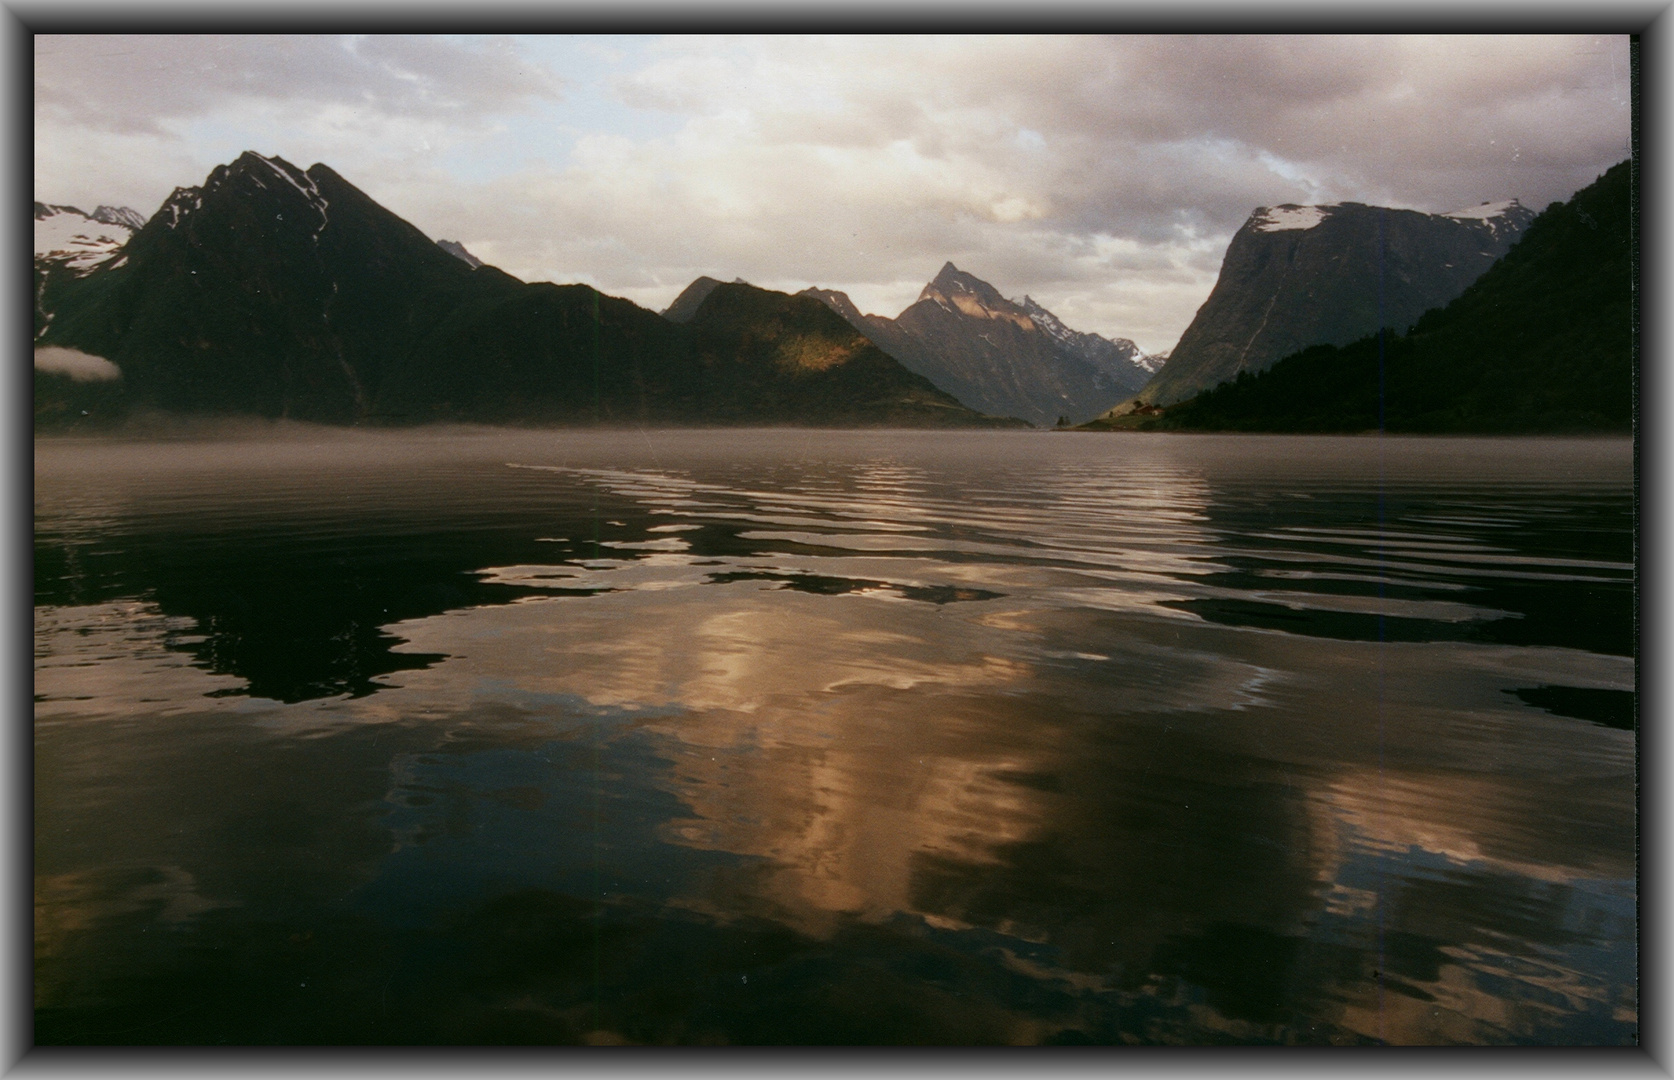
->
[34,428,1636,1044]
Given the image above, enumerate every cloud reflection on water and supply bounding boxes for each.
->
[34,430,1635,1043]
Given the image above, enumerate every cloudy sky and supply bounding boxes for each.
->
[35,34,1631,353]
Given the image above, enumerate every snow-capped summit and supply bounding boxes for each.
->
[1133,195,1538,406]
[1445,198,1519,221]
[1248,198,1535,242]
[34,202,137,275]
[1014,295,1159,374]
[92,205,148,231]
[1251,205,1333,233]
[1444,198,1536,242]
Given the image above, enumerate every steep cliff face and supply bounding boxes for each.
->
[1123,163,1630,434]
[1133,199,1536,406]
[802,264,1155,426]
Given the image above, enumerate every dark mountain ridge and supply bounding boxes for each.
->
[662,276,727,323]
[35,153,1009,430]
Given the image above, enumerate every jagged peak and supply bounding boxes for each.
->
[918,262,1015,313]
[1012,293,1153,367]
[923,261,985,297]
[159,185,205,228]
[222,152,328,213]
[230,150,307,184]
[34,200,134,275]
[1015,294,1060,321]
[152,152,333,238]
[35,201,87,220]
[92,205,146,230]
[800,287,871,324]
[437,239,483,269]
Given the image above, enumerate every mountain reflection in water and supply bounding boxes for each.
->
[34,428,1635,1045]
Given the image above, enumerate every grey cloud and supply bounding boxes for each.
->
[34,35,564,135]
[705,35,1626,237]
[33,34,1632,355]
[1057,36,1627,215]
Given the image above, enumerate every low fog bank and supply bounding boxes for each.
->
[35,347,121,382]
[34,419,1631,493]
[33,417,541,469]
[32,421,1078,485]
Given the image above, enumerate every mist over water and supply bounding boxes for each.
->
[34,428,1635,1045]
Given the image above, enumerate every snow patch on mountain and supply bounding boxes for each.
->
[159,154,333,239]
[1444,198,1534,243]
[255,155,328,215]
[1446,199,1519,221]
[1135,349,1168,374]
[1015,295,1156,372]
[34,203,134,275]
[161,187,204,228]
[244,153,331,238]
[93,205,147,231]
[1252,205,1331,232]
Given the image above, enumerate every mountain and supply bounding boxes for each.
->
[35,202,142,272]
[796,286,932,384]
[91,205,148,231]
[38,152,525,423]
[662,276,726,323]
[681,283,1021,427]
[1015,294,1165,378]
[35,152,1010,430]
[1101,161,1631,434]
[381,277,1018,427]
[661,276,762,324]
[34,202,144,337]
[1126,197,1538,408]
[800,264,1156,427]
[436,239,483,268]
